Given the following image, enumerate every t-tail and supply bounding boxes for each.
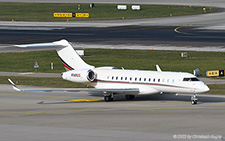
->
[15,39,95,71]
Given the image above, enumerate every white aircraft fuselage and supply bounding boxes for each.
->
[62,68,209,95]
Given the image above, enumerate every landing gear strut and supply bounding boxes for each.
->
[191,94,198,105]
[104,95,114,102]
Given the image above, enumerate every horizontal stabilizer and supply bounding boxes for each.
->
[14,39,94,70]
[14,40,68,48]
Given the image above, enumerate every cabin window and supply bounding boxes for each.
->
[153,79,155,82]
[144,78,146,81]
[135,78,137,81]
[130,77,132,81]
[148,78,151,82]
[121,77,123,80]
[139,78,142,81]
[112,76,114,80]
[116,77,118,80]
[125,77,127,80]
[158,79,160,82]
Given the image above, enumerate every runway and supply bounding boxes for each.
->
[1,25,225,52]
[0,84,224,141]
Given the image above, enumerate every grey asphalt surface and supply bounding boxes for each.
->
[1,25,225,52]
[0,84,225,141]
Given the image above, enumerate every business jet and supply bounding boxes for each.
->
[8,39,210,105]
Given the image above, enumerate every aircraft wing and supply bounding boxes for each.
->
[8,79,139,95]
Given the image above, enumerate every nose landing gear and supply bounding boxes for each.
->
[191,94,198,105]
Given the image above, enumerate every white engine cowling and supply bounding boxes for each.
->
[62,69,96,83]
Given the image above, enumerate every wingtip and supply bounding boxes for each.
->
[14,45,27,48]
[8,78,21,91]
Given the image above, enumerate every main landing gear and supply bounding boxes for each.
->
[191,94,198,105]
[125,95,135,100]
[104,95,136,102]
[104,95,114,102]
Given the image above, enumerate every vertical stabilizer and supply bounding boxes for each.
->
[15,39,94,71]
[54,40,94,70]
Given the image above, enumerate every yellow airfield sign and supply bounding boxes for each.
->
[76,13,89,18]
[54,13,89,18]
[54,13,73,17]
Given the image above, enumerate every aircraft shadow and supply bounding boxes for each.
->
[89,92,225,103]
[38,93,225,105]
[127,94,225,103]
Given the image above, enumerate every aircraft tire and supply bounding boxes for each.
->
[191,100,197,105]
[104,96,113,102]
[125,95,135,100]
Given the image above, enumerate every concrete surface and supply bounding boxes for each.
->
[0,84,224,141]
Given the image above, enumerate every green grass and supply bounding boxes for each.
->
[1,76,86,88]
[1,49,225,77]
[0,2,216,21]
[1,49,225,94]
[0,50,63,73]
[206,84,225,95]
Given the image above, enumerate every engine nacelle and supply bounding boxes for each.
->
[62,69,96,83]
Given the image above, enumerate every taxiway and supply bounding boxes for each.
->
[0,84,225,141]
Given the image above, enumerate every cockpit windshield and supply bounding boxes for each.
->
[183,77,200,81]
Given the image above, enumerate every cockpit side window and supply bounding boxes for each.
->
[183,77,200,81]
[191,78,200,81]
[183,78,191,81]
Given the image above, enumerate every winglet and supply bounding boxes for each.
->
[156,65,162,72]
[8,79,22,91]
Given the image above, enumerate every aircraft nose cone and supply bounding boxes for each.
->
[199,84,210,93]
[204,85,210,92]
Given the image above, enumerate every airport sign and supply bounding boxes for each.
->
[54,13,89,18]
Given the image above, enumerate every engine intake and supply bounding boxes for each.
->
[62,69,96,83]
[87,69,96,81]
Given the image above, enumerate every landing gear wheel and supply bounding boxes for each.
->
[125,95,135,100]
[191,100,198,105]
[191,94,198,105]
[104,95,113,102]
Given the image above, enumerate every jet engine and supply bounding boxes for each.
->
[62,69,96,83]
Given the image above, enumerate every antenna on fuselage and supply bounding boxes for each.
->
[156,65,162,72]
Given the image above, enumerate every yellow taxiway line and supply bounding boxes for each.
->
[68,98,102,102]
